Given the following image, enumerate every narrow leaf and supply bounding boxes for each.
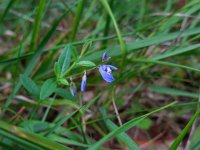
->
[58,45,72,76]
[0,121,71,150]
[40,78,57,100]
[58,78,69,86]
[100,108,140,150]
[169,109,200,150]
[76,61,96,67]
[88,101,176,150]
[54,62,61,78]
[20,74,40,97]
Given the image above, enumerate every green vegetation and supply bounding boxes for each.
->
[1,0,200,149]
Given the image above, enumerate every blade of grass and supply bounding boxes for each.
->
[101,0,114,48]
[169,108,200,150]
[48,134,89,148]
[5,11,68,108]
[0,121,71,150]
[0,0,15,22]
[83,27,200,61]
[131,58,200,73]
[101,0,126,66]
[45,106,82,136]
[70,0,85,41]
[0,129,42,150]
[152,44,200,60]
[88,101,177,150]
[149,85,199,98]
[30,0,46,50]
[2,27,200,65]
[100,108,140,150]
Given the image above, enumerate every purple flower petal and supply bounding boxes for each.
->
[102,52,107,61]
[99,65,115,83]
[106,65,118,70]
[81,73,87,92]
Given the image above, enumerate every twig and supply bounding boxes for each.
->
[79,93,86,133]
[112,89,122,126]
[140,130,166,149]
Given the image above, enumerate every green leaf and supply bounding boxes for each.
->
[49,134,89,148]
[30,0,46,50]
[54,88,77,101]
[54,62,61,78]
[131,58,200,73]
[45,107,82,136]
[169,109,200,150]
[149,85,199,98]
[6,10,69,107]
[88,101,176,150]
[40,78,57,100]
[0,0,15,22]
[20,74,40,97]
[190,126,200,150]
[0,121,71,150]
[58,78,69,86]
[76,60,96,67]
[136,118,152,130]
[101,0,126,66]
[58,44,72,77]
[100,108,140,150]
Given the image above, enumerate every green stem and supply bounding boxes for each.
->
[101,0,126,66]
[70,0,86,41]
[102,0,114,48]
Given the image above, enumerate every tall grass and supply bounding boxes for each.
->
[0,0,200,149]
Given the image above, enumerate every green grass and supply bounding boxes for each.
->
[1,0,200,149]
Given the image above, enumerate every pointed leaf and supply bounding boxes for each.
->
[58,78,69,86]
[54,62,61,78]
[20,74,40,97]
[58,44,72,76]
[76,61,96,67]
[40,78,57,100]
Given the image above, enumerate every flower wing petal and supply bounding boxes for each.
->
[107,65,118,70]
[102,52,107,61]
[81,73,87,92]
[99,66,114,83]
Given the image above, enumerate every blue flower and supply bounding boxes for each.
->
[81,72,87,92]
[102,52,107,61]
[99,65,118,83]
[102,52,111,62]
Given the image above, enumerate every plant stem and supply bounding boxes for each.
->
[112,89,122,126]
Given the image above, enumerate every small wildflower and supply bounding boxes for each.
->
[99,65,118,83]
[102,52,111,62]
[99,52,117,82]
[81,71,87,92]
[102,52,107,61]
[70,82,77,96]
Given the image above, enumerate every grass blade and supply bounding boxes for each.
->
[100,108,140,150]
[0,0,15,22]
[58,44,72,77]
[88,101,177,150]
[5,11,68,108]
[0,121,71,150]
[70,0,86,41]
[40,78,57,100]
[169,109,200,150]
[101,0,126,66]
[30,0,46,50]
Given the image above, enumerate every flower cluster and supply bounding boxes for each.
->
[80,52,117,92]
